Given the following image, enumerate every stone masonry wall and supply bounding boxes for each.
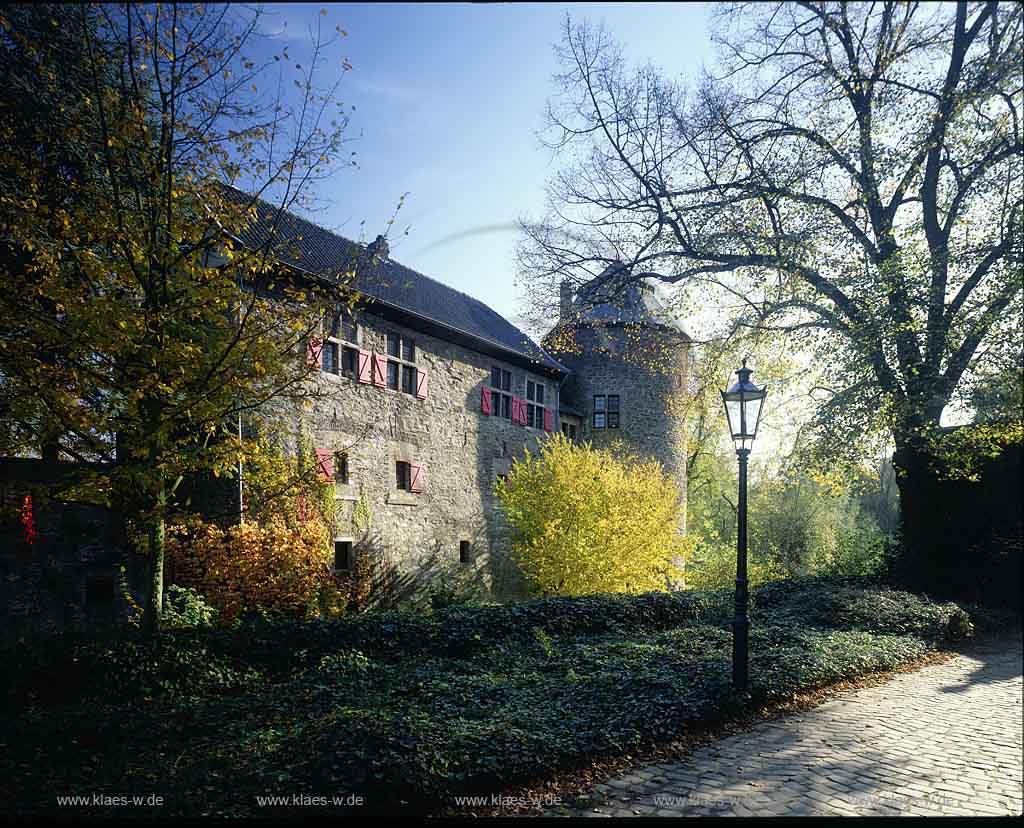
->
[0,495,142,643]
[298,308,560,603]
[550,323,690,526]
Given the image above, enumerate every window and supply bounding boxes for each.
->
[322,308,358,377]
[527,380,547,429]
[322,341,339,374]
[607,395,620,429]
[339,308,358,344]
[593,395,620,429]
[490,366,512,419]
[396,460,411,491]
[562,422,577,441]
[334,540,353,571]
[386,331,419,396]
[335,452,350,486]
[341,346,358,378]
[459,540,471,564]
[401,364,417,395]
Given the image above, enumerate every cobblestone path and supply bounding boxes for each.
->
[557,635,1023,817]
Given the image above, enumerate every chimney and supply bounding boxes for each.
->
[366,234,389,262]
[559,279,574,320]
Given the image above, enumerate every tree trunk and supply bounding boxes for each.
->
[891,433,953,595]
[142,479,166,635]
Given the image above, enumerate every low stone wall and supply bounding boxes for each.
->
[0,491,142,643]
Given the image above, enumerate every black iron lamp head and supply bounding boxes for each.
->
[720,358,767,452]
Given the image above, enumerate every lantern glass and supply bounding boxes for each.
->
[721,362,767,452]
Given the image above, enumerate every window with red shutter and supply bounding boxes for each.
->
[481,386,492,415]
[357,349,371,383]
[544,408,553,432]
[307,337,322,368]
[372,353,387,387]
[410,462,424,493]
[415,368,428,400]
[315,448,333,480]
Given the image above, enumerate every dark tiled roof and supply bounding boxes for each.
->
[223,188,564,373]
[572,268,690,337]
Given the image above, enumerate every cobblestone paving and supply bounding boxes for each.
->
[555,635,1023,817]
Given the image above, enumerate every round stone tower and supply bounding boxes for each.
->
[544,266,691,516]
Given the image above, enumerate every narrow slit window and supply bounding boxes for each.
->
[396,460,411,491]
[335,452,350,485]
[334,540,353,571]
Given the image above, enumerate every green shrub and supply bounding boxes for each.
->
[1,577,977,816]
[161,585,219,629]
[685,536,787,591]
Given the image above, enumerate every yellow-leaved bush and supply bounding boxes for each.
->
[166,516,337,624]
[496,433,687,595]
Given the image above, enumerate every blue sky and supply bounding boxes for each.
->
[254,2,715,329]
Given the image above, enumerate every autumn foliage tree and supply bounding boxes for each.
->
[519,3,1023,567]
[496,433,687,596]
[0,3,368,631]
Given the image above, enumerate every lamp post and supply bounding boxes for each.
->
[720,359,767,691]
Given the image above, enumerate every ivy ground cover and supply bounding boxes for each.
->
[1,577,974,816]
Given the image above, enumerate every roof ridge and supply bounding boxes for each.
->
[221,184,566,372]
[234,186,513,316]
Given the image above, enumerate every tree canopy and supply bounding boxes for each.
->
[520,2,1021,455]
[519,2,1022,558]
[0,3,368,630]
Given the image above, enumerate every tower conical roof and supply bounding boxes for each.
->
[571,265,689,337]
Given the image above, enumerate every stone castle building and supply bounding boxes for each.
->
[0,198,693,637]
[231,201,692,601]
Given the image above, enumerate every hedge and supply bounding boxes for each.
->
[0,577,982,816]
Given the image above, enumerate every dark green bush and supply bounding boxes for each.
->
[1,577,977,816]
[3,577,964,708]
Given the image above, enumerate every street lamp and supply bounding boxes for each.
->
[720,359,767,691]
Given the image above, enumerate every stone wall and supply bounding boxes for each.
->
[0,491,142,643]
[294,308,561,603]
[548,322,690,528]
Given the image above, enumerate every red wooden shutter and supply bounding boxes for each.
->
[543,408,553,432]
[357,349,371,383]
[372,353,386,387]
[513,397,525,425]
[315,448,333,480]
[410,462,424,493]
[415,368,428,400]
[481,387,492,415]
[307,337,322,369]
